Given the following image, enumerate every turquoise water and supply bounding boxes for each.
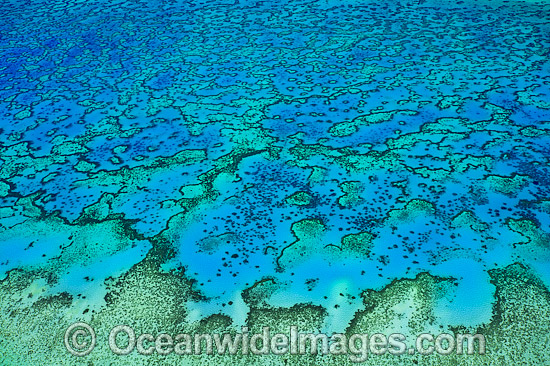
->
[1,0,550,364]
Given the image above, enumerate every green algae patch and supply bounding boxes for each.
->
[147,95,175,117]
[247,303,327,334]
[242,277,280,307]
[481,263,550,365]
[329,110,416,137]
[276,218,327,269]
[285,191,314,206]
[341,232,375,257]
[335,150,403,172]
[74,160,97,172]
[385,199,436,225]
[486,174,529,196]
[450,211,489,232]
[51,141,90,156]
[507,218,550,247]
[14,108,32,120]
[0,181,9,197]
[307,166,327,185]
[337,181,364,208]
[291,218,327,240]
[349,272,455,336]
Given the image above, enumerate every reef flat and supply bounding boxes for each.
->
[1,0,549,364]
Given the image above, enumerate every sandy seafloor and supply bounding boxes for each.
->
[1,0,550,364]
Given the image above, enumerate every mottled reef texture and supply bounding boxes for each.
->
[1,0,550,364]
